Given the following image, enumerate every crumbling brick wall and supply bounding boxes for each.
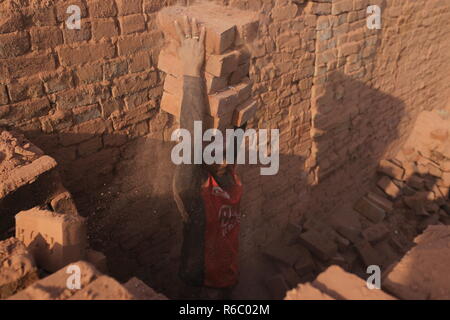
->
[1,0,450,297]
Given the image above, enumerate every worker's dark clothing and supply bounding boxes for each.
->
[173,76,242,288]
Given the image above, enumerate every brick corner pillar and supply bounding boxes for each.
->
[15,207,87,272]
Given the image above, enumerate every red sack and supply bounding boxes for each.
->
[201,169,243,288]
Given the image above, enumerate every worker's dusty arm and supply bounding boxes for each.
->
[172,17,207,222]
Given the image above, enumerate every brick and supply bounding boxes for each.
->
[77,63,103,84]
[119,14,146,35]
[72,104,101,124]
[60,119,108,146]
[338,42,360,57]
[229,63,250,85]
[0,32,30,58]
[378,159,405,180]
[58,42,115,66]
[0,11,25,33]
[56,0,88,22]
[233,99,257,126]
[298,229,337,261]
[354,197,386,223]
[111,104,155,130]
[0,238,38,299]
[129,51,152,73]
[231,78,253,104]
[285,283,335,300]
[311,2,331,15]
[124,277,168,300]
[163,74,182,95]
[103,59,128,80]
[8,261,100,300]
[160,91,181,117]
[30,27,63,50]
[157,49,181,76]
[208,88,239,117]
[366,192,393,213]
[88,0,117,18]
[332,0,354,15]
[377,176,401,198]
[1,98,51,125]
[205,51,239,77]
[0,84,8,105]
[55,87,98,110]
[8,77,44,102]
[62,21,92,43]
[100,98,124,118]
[29,6,57,26]
[117,33,158,56]
[117,0,142,15]
[205,73,228,94]
[313,266,396,300]
[143,0,162,14]
[112,72,157,97]
[41,71,74,94]
[50,191,78,215]
[157,5,236,54]
[271,4,298,21]
[0,152,57,199]
[92,19,119,40]
[15,208,86,272]
[124,90,150,109]
[355,239,384,267]
[362,224,390,243]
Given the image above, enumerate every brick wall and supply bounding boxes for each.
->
[1,0,450,297]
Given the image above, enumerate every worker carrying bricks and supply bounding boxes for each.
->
[171,16,244,293]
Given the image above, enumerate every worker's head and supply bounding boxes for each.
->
[203,124,247,177]
[203,137,233,177]
[204,162,232,177]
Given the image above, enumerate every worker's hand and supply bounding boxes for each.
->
[175,16,206,77]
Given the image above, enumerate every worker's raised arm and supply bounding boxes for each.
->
[172,17,207,222]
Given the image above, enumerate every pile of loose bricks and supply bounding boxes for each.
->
[285,225,450,300]
[0,129,166,299]
[262,109,450,299]
[157,3,259,130]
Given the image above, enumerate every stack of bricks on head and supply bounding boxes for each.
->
[157,3,259,130]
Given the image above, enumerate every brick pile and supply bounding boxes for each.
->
[5,258,167,300]
[0,128,110,296]
[285,225,450,300]
[157,3,259,130]
[262,109,450,299]
[355,110,450,233]
[0,129,79,238]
